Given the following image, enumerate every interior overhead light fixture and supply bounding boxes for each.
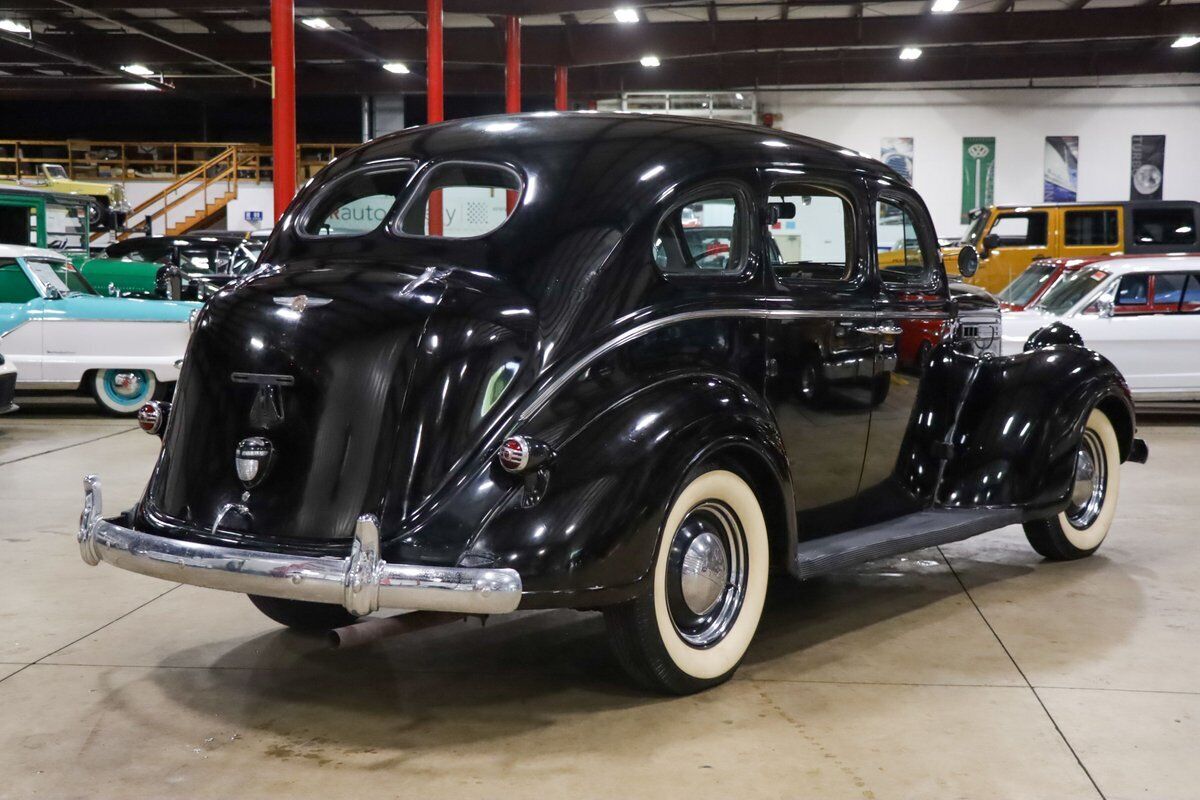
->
[899,47,923,60]
[613,7,639,23]
[0,19,31,35]
[640,55,661,67]
[931,0,958,12]
[383,62,410,74]
[120,64,155,77]
[1172,34,1200,48]
[301,17,332,30]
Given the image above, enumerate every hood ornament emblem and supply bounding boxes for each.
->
[274,295,331,314]
[235,437,275,488]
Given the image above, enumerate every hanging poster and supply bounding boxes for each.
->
[1043,136,1079,202]
[880,137,913,219]
[1130,135,1165,200]
[961,137,995,224]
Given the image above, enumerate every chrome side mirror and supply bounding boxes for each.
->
[1095,298,1114,318]
[956,245,979,278]
[44,285,63,300]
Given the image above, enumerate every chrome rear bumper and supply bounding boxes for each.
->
[76,475,522,616]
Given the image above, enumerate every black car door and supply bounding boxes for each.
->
[858,184,953,526]
[761,170,876,539]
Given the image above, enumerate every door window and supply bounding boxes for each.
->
[766,185,854,281]
[989,213,1048,247]
[1131,208,1197,246]
[0,260,38,303]
[653,193,745,274]
[876,198,931,285]
[1064,209,1119,247]
[1152,273,1188,311]
[1114,274,1150,313]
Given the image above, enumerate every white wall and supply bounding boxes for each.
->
[764,83,1200,239]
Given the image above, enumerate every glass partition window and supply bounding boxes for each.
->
[303,167,413,237]
[876,199,929,285]
[766,187,853,281]
[1064,209,1119,246]
[399,163,522,239]
[653,195,744,274]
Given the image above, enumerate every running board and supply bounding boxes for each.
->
[791,508,1023,580]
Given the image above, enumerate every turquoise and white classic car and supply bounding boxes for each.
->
[0,244,200,414]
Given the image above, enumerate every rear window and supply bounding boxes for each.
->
[1064,210,1118,246]
[1132,208,1197,246]
[398,163,522,239]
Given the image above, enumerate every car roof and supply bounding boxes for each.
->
[0,243,70,261]
[1073,254,1200,274]
[988,200,1200,211]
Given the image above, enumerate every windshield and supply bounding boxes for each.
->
[999,262,1058,306]
[958,211,989,246]
[1038,268,1110,314]
[47,260,98,295]
[24,258,74,296]
[44,165,68,180]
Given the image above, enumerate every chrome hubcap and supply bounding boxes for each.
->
[666,500,747,648]
[110,371,143,398]
[680,531,729,616]
[1066,429,1107,529]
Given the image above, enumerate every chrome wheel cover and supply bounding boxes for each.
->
[110,371,144,398]
[1066,429,1107,530]
[665,501,747,648]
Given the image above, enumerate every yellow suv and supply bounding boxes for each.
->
[944,201,1200,294]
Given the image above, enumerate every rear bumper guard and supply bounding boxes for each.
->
[76,475,522,616]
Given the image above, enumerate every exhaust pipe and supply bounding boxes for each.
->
[329,610,468,648]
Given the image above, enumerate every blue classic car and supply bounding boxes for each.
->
[0,244,200,414]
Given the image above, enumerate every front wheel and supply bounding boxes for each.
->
[604,468,769,694]
[1023,408,1122,560]
[90,369,160,415]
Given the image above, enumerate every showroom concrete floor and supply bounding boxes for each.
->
[1,397,1196,800]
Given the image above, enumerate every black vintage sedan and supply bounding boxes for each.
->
[78,114,1147,694]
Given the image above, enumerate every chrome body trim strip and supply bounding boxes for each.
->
[77,475,522,615]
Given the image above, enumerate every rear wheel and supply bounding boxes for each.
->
[248,595,359,632]
[604,468,769,694]
[91,369,159,415]
[1023,408,1121,560]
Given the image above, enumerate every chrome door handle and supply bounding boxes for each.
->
[877,325,903,336]
[854,325,879,335]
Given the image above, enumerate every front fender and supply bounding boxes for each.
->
[461,372,790,607]
[939,344,1135,513]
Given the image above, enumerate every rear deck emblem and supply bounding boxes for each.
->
[235,437,275,488]
[274,295,331,313]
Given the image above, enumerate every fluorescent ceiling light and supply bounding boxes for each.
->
[931,0,958,12]
[899,47,923,60]
[0,19,31,35]
[301,17,332,30]
[613,7,639,23]
[382,62,410,74]
[1172,35,1200,48]
[120,64,154,77]
[640,54,661,67]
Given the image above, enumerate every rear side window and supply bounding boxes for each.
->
[990,213,1048,247]
[0,260,37,303]
[1065,209,1119,246]
[653,194,745,274]
[1153,273,1187,307]
[399,163,521,239]
[876,197,931,285]
[1182,275,1200,311]
[1132,208,1197,246]
[302,167,414,237]
[766,186,854,282]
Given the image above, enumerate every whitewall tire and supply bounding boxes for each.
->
[605,468,769,693]
[1023,408,1121,560]
[91,369,159,416]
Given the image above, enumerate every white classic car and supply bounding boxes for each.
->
[1002,255,1200,401]
[0,350,16,414]
[0,244,200,414]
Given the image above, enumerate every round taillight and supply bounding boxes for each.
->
[498,436,529,473]
[137,401,166,435]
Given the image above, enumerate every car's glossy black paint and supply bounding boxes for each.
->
[132,113,1139,609]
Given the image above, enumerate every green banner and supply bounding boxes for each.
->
[961,137,996,224]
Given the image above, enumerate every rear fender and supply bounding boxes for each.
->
[939,344,1135,512]
[461,373,792,608]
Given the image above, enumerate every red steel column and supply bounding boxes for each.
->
[270,0,296,222]
[505,15,521,114]
[427,0,444,234]
[554,65,568,111]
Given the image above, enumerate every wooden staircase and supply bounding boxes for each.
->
[104,146,243,241]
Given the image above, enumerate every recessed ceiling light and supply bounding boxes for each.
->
[613,7,639,23]
[0,19,31,35]
[931,0,958,12]
[640,54,661,67]
[382,62,410,74]
[120,64,154,77]
[899,47,923,60]
[1172,34,1200,48]
[301,17,331,30]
